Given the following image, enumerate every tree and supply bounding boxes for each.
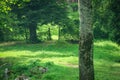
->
[11,0,67,43]
[92,0,111,39]
[92,0,120,44]
[109,0,120,44]
[78,0,94,80]
[60,0,79,41]
[0,0,17,41]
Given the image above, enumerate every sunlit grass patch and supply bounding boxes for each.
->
[94,40,120,80]
[0,40,120,80]
[94,40,120,61]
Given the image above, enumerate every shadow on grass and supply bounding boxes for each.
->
[94,42,120,62]
[94,41,120,79]
[0,56,28,80]
[0,56,79,80]
[0,41,120,80]
[95,65,120,80]
[0,41,78,57]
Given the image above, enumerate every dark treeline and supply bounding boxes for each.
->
[0,0,120,44]
[93,0,120,44]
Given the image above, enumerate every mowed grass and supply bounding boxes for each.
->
[0,40,120,80]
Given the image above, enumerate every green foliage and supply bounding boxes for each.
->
[0,12,21,41]
[37,24,58,41]
[93,0,120,44]
[1,0,120,45]
[93,22,108,39]
[61,19,79,40]
[10,0,68,43]
[0,0,11,13]
[108,0,120,44]
[60,2,79,40]
[92,0,111,39]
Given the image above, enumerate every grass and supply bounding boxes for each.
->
[94,40,120,80]
[0,40,120,80]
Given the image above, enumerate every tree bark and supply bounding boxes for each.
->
[58,26,61,40]
[25,27,28,41]
[78,0,94,80]
[29,22,38,43]
[47,27,52,40]
[0,28,4,41]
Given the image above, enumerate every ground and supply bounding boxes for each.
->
[0,40,120,80]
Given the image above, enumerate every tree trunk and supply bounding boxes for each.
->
[29,22,38,43]
[0,28,4,41]
[47,27,52,40]
[78,0,94,80]
[25,27,28,41]
[58,26,61,40]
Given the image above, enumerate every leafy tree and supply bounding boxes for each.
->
[11,0,67,43]
[78,0,94,80]
[109,0,120,44]
[93,0,120,44]
[0,0,17,41]
[92,0,112,39]
[61,1,79,41]
[61,19,79,41]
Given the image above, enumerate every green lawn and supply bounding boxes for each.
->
[0,40,120,80]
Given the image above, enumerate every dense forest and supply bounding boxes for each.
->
[0,0,120,80]
[0,0,120,44]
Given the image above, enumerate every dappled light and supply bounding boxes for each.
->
[0,41,120,80]
[0,0,120,80]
